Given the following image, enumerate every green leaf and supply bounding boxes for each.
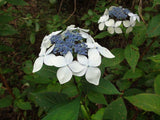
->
[148,54,160,63]
[91,108,105,120]
[88,91,107,105]
[0,95,12,108]
[94,31,111,39]
[82,78,121,95]
[123,68,143,79]
[125,44,140,72]
[153,0,160,7]
[30,32,36,44]
[0,15,13,24]
[6,0,28,6]
[22,60,33,74]
[88,9,93,16]
[116,79,132,91]
[0,0,6,7]
[104,98,127,120]
[15,100,31,110]
[32,92,68,111]
[133,23,146,47]
[125,93,160,115]
[147,14,160,37]
[49,0,56,4]
[0,45,14,52]
[13,88,21,99]
[0,24,17,36]
[154,75,160,95]
[102,48,124,67]
[42,97,80,120]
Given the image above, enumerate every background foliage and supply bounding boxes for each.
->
[0,0,160,120]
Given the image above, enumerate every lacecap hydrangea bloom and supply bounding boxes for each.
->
[98,6,140,34]
[32,25,115,85]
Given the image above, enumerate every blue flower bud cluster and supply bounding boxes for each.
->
[109,7,130,20]
[50,31,88,56]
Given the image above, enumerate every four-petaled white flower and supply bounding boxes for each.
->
[105,19,122,34]
[98,15,109,31]
[55,52,84,84]
[123,20,136,33]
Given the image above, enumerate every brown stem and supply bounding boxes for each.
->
[138,0,146,24]
[58,0,64,14]
[139,38,156,61]
[63,0,76,23]
[0,74,15,99]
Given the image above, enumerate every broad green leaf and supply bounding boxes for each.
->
[0,15,13,24]
[22,60,33,74]
[125,93,160,115]
[94,31,111,39]
[88,9,93,16]
[104,98,127,120]
[0,24,17,36]
[133,23,146,47]
[116,79,132,91]
[101,48,124,67]
[88,91,107,105]
[30,32,36,44]
[147,14,160,37]
[124,88,144,96]
[148,54,160,63]
[0,95,12,108]
[6,0,28,6]
[15,100,31,110]
[153,0,160,7]
[42,97,80,120]
[82,78,121,95]
[13,88,21,99]
[154,75,160,95]
[123,68,143,79]
[32,92,68,111]
[125,44,140,72]
[91,108,105,120]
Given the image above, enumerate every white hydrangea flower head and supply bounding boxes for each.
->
[32,25,115,85]
[98,6,140,34]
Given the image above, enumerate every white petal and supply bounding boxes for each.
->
[73,66,87,77]
[39,47,46,56]
[68,61,84,73]
[97,46,115,58]
[105,19,115,27]
[87,35,95,43]
[104,8,109,15]
[41,36,51,48]
[98,15,109,23]
[57,66,72,84]
[123,20,131,27]
[85,67,101,85]
[98,22,105,31]
[88,49,101,67]
[85,42,95,48]
[32,57,44,73]
[115,21,122,27]
[46,44,55,55]
[107,27,114,34]
[67,25,75,30]
[48,30,62,38]
[54,56,67,67]
[44,54,56,66]
[115,27,122,34]
[136,15,140,22]
[126,27,133,34]
[65,51,73,64]
[79,31,89,38]
[109,6,116,11]
[77,54,88,66]
[79,28,89,32]
[131,21,136,27]
[128,13,134,17]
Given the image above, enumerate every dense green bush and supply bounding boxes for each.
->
[0,0,160,120]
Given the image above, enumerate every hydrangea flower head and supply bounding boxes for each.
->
[98,6,140,34]
[32,25,115,85]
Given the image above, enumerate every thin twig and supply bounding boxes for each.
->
[0,74,15,99]
[58,0,64,14]
[63,0,76,23]
[138,0,146,24]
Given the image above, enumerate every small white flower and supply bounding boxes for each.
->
[55,51,84,84]
[123,20,136,33]
[105,19,122,34]
[32,45,56,73]
[74,49,102,85]
[98,15,109,31]
[128,13,140,23]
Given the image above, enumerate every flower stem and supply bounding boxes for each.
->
[81,102,91,120]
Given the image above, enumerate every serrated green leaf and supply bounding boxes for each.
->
[0,95,12,108]
[148,54,160,63]
[0,24,17,36]
[123,68,143,79]
[88,91,107,105]
[125,93,160,115]
[42,97,80,120]
[154,75,160,95]
[94,31,111,39]
[147,14,160,37]
[104,98,127,120]
[125,44,140,72]
[6,0,28,6]
[82,78,121,95]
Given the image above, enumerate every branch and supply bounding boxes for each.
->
[58,0,64,14]
[138,0,146,24]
